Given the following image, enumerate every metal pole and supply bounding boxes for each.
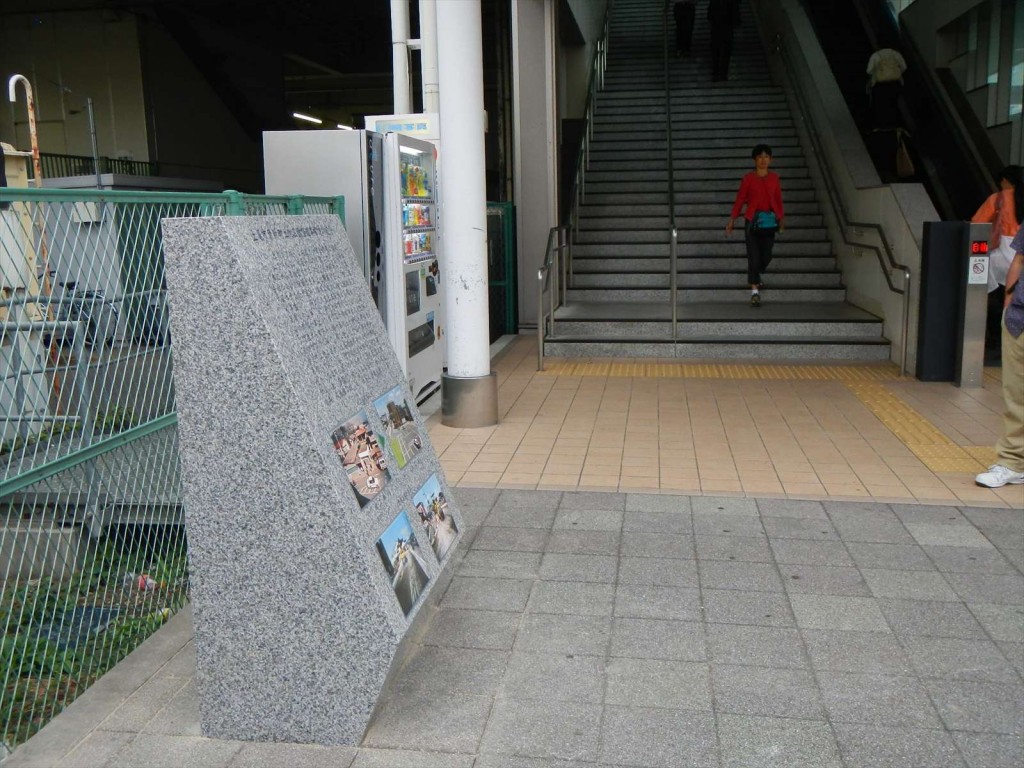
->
[86,98,102,189]
[8,75,43,188]
[901,268,911,376]
[537,268,546,371]
[390,0,413,112]
[671,228,678,340]
[420,0,440,112]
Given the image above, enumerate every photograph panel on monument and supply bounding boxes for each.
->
[412,473,458,562]
[375,510,431,616]
[372,385,423,470]
[331,411,391,507]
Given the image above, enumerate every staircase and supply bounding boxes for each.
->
[546,0,890,361]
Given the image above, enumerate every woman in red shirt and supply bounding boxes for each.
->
[726,144,785,306]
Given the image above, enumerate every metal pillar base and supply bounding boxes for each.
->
[441,373,498,427]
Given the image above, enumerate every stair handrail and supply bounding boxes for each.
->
[771,30,913,375]
[663,0,678,340]
[568,3,613,280]
[537,225,569,371]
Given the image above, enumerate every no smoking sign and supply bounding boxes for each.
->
[967,255,989,285]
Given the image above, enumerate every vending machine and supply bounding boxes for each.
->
[263,130,386,312]
[382,134,443,403]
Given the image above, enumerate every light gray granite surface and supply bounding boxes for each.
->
[161,215,460,745]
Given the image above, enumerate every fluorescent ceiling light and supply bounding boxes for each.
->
[292,112,322,125]
[336,124,353,130]
[400,147,423,157]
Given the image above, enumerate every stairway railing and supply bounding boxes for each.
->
[568,5,612,279]
[537,225,569,371]
[771,31,913,375]
[664,0,679,341]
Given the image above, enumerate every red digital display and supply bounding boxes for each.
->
[971,241,989,254]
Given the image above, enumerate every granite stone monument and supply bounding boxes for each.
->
[161,215,462,745]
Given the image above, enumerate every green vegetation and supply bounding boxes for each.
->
[0,406,140,456]
[0,530,188,750]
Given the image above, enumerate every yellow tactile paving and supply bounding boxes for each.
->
[541,360,903,381]
[846,382,988,473]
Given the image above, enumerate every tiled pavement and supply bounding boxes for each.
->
[7,489,1022,768]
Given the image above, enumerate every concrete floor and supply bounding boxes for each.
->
[5,488,1022,768]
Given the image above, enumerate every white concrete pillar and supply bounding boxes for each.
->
[390,0,413,113]
[420,0,440,113]
[436,0,498,427]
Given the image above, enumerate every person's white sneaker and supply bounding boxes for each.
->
[975,464,1024,488]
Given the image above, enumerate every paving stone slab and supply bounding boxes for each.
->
[513,613,611,657]
[545,530,621,556]
[769,539,853,567]
[472,528,550,553]
[614,585,702,621]
[623,510,693,534]
[363,692,492,753]
[703,590,796,627]
[967,603,1024,642]
[951,731,1024,768]
[905,524,993,549]
[828,516,915,545]
[392,646,509,698]
[599,707,718,768]
[818,672,942,728]
[618,555,698,587]
[890,504,969,525]
[420,608,521,651]
[832,723,966,768]
[698,560,784,592]
[479,699,601,763]
[97,676,189,734]
[755,498,827,519]
[558,491,626,511]
[802,629,911,674]
[706,624,808,669]
[944,573,1024,604]
[609,617,705,661]
[552,508,624,532]
[788,595,890,632]
[472,756,596,768]
[692,512,766,537]
[458,551,543,580]
[493,490,562,512]
[499,652,604,704]
[712,665,825,720]
[923,545,1016,574]
[527,581,615,616]
[691,496,759,516]
[139,680,201,736]
[778,564,871,596]
[625,493,693,514]
[106,735,243,768]
[485,506,560,530]
[762,517,839,541]
[605,658,712,711]
[454,488,502,509]
[717,714,842,768]
[695,535,772,562]
[538,553,618,583]
[878,599,987,640]
[861,569,960,602]
[845,542,936,571]
[51,731,135,768]
[900,635,1020,682]
[923,679,1024,734]
[229,743,360,768]
[441,577,535,613]
[621,531,694,559]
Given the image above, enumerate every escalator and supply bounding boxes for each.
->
[799,0,995,221]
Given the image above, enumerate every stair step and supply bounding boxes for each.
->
[543,338,891,361]
[571,272,843,288]
[578,202,822,217]
[573,242,832,257]
[581,190,821,205]
[572,256,837,272]
[575,228,829,243]
[566,287,848,303]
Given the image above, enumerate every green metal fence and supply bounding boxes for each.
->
[0,188,344,754]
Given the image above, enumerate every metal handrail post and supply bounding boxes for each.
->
[901,268,911,376]
[671,228,678,339]
[551,237,559,338]
[537,267,546,371]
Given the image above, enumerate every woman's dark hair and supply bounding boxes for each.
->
[751,144,772,158]
[999,165,1024,224]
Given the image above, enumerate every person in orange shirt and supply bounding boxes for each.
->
[972,165,1022,363]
